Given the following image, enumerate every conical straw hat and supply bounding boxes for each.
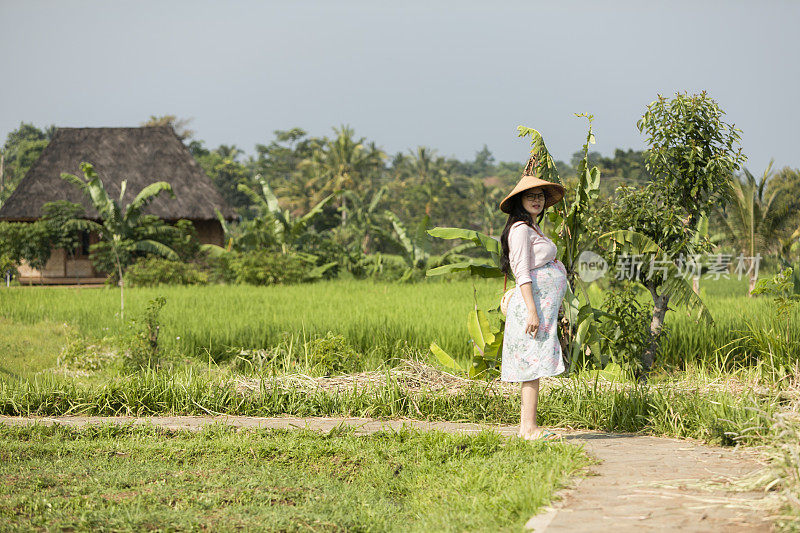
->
[499,156,566,214]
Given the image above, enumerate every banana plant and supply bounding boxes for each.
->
[339,186,387,254]
[430,308,504,379]
[60,162,180,320]
[519,115,610,369]
[424,227,503,278]
[216,174,337,277]
[237,174,334,254]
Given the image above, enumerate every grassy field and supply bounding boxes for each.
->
[0,423,591,532]
[0,276,795,370]
[1,275,798,529]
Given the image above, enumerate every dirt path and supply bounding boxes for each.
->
[1,415,774,531]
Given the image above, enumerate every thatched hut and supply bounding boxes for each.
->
[0,126,238,284]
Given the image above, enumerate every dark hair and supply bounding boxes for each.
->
[500,190,547,277]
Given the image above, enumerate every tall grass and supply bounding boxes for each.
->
[0,368,781,446]
[0,276,796,370]
[0,280,500,362]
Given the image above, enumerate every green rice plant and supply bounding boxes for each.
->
[1,277,796,377]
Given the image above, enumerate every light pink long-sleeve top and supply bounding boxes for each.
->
[508,221,557,285]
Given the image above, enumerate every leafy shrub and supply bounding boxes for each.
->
[307,332,361,375]
[228,250,312,285]
[115,296,168,372]
[165,219,203,261]
[597,283,658,374]
[347,253,408,281]
[124,257,209,287]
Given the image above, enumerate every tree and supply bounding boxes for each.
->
[140,115,195,142]
[193,143,252,212]
[60,162,181,320]
[715,160,798,295]
[636,91,747,225]
[339,186,388,254]
[1,122,54,203]
[251,128,328,216]
[235,174,334,254]
[306,125,386,227]
[597,91,747,376]
[395,146,453,218]
[596,182,714,376]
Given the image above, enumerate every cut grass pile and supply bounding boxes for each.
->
[0,423,592,532]
[1,360,787,448]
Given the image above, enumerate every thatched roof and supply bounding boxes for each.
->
[0,126,237,222]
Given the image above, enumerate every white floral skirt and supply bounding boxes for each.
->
[501,259,568,382]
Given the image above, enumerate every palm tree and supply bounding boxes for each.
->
[397,146,451,216]
[306,126,386,227]
[471,180,505,237]
[61,162,180,320]
[689,213,726,295]
[716,160,797,295]
[339,186,387,254]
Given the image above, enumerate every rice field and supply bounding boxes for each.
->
[1,275,799,526]
[0,275,796,370]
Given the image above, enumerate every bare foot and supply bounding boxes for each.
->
[517,427,543,439]
[523,429,560,441]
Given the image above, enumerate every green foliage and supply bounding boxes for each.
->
[167,219,204,261]
[637,90,747,223]
[227,250,317,285]
[430,308,504,380]
[0,220,51,272]
[41,200,86,259]
[425,227,502,279]
[192,143,252,212]
[116,296,168,372]
[597,284,658,373]
[346,253,409,281]
[752,264,800,319]
[0,253,17,281]
[306,332,362,375]
[0,122,53,203]
[123,257,209,287]
[377,212,436,282]
[597,227,714,326]
[307,125,387,225]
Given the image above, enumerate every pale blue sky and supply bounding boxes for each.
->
[1,0,797,174]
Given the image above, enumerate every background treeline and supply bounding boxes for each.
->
[0,119,654,236]
[1,117,799,285]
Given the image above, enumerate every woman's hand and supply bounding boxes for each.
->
[519,282,539,337]
[525,311,540,337]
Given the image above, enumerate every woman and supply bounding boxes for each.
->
[499,163,567,441]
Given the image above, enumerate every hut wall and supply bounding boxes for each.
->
[39,249,66,277]
[193,220,225,247]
